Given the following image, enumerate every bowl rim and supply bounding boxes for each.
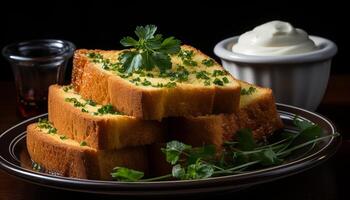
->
[214,35,337,64]
[2,39,76,62]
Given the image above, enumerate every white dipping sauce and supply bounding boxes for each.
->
[232,20,317,56]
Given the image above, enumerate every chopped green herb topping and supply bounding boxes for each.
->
[202,59,215,67]
[223,77,229,83]
[130,77,141,83]
[212,70,228,77]
[86,99,97,106]
[60,135,68,140]
[204,79,211,86]
[81,108,89,113]
[80,141,88,146]
[62,85,73,92]
[241,87,256,95]
[213,78,224,86]
[196,71,210,80]
[87,52,104,63]
[65,98,85,107]
[96,104,121,115]
[32,162,42,172]
[38,118,57,134]
[141,79,152,86]
[178,50,197,67]
[165,82,177,88]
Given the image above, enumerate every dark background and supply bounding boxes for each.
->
[1,1,349,81]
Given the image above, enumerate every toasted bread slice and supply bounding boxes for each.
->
[48,85,164,150]
[168,81,283,149]
[26,123,149,180]
[238,81,283,138]
[72,45,241,120]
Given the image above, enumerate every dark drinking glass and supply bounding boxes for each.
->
[2,39,75,118]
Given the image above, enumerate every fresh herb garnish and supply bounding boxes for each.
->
[65,98,85,107]
[202,59,215,67]
[223,77,229,83]
[119,25,181,73]
[60,135,68,140]
[96,104,121,115]
[241,87,256,95]
[178,50,197,66]
[62,85,73,92]
[80,141,88,146]
[141,79,152,86]
[213,78,224,86]
[86,99,97,106]
[196,71,210,80]
[111,167,145,182]
[165,82,177,88]
[32,162,42,172]
[204,79,211,86]
[130,77,141,83]
[212,70,228,77]
[111,116,339,182]
[38,118,57,134]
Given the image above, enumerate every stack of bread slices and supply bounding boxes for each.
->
[26,45,283,180]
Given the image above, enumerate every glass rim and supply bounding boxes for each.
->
[2,39,76,62]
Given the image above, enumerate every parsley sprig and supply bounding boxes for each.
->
[110,116,339,182]
[119,25,181,73]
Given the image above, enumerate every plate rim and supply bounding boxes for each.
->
[0,103,342,193]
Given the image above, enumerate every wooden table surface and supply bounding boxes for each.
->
[0,75,350,200]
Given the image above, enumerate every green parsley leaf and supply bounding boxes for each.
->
[236,129,256,151]
[152,52,172,72]
[188,145,216,165]
[160,36,182,54]
[257,148,282,166]
[293,116,314,131]
[111,167,144,182]
[172,161,214,180]
[162,141,192,165]
[119,25,181,73]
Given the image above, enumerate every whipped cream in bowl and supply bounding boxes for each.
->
[214,20,337,111]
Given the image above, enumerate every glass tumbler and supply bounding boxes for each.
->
[2,39,75,118]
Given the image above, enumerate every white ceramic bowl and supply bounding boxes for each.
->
[214,36,338,111]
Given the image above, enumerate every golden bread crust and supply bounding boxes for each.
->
[26,124,149,180]
[71,45,241,120]
[48,85,164,150]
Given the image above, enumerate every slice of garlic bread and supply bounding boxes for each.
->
[48,85,164,150]
[26,123,149,180]
[72,45,241,120]
[168,81,283,150]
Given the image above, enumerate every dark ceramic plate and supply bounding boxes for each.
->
[0,103,341,196]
